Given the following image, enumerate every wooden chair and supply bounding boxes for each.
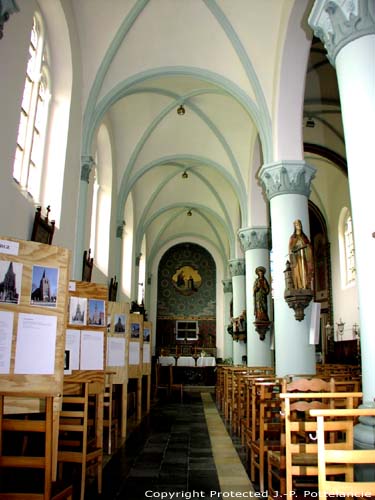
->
[268,378,362,499]
[0,393,72,500]
[267,377,336,499]
[249,379,283,492]
[215,364,225,410]
[154,363,171,400]
[58,382,103,500]
[103,373,118,455]
[170,365,183,403]
[309,408,375,498]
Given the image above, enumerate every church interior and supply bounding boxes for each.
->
[0,0,374,498]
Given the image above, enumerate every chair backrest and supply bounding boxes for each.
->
[309,408,375,497]
[280,377,362,496]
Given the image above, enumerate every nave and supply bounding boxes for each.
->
[84,389,253,500]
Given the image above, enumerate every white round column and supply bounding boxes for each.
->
[259,161,317,377]
[309,0,375,477]
[238,227,273,367]
[228,258,247,365]
[222,279,233,362]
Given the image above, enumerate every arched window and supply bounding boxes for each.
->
[13,14,51,201]
[339,207,356,286]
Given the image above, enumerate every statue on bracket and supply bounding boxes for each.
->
[253,266,271,340]
[284,219,314,321]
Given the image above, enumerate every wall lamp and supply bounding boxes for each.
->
[336,318,345,338]
[306,117,315,128]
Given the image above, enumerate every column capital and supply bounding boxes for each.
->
[259,161,316,201]
[81,155,95,183]
[228,258,246,277]
[222,279,233,293]
[238,226,271,252]
[116,220,125,238]
[309,0,375,66]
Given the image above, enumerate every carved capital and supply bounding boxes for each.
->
[238,226,271,252]
[228,258,246,277]
[222,279,233,293]
[80,155,95,183]
[0,0,19,39]
[309,0,375,65]
[259,161,316,200]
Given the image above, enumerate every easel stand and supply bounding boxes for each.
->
[0,237,71,499]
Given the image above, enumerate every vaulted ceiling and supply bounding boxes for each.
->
[70,0,344,281]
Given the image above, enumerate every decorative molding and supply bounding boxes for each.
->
[259,161,316,201]
[0,0,18,40]
[228,258,246,277]
[222,279,233,294]
[116,220,125,238]
[238,227,271,252]
[80,155,95,182]
[309,0,375,66]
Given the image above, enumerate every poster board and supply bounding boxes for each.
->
[128,313,143,378]
[64,280,108,377]
[142,320,152,375]
[106,300,129,384]
[0,236,70,398]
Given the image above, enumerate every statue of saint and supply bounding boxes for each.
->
[288,219,314,289]
[253,266,270,321]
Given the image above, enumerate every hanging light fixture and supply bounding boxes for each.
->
[177,104,186,116]
[187,209,192,217]
[182,170,188,179]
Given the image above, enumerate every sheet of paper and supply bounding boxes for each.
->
[0,311,14,374]
[143,343,151,363]
[129,341,140,365]
[14,313,57,374]
[106,336,125,367]
[80,330,104,370]
[0,239,19,256]
[65,329,81,370]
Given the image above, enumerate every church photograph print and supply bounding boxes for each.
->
[0,260,22,304]
[30,265,58,307]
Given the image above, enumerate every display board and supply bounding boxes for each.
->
[128,313,143,378]
[106,300,130,437]
[0,236,70,396]
[64,280,108,376]
[106,301,129,383]
[142,320,152,375]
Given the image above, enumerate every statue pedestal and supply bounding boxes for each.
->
[284,288,313,321]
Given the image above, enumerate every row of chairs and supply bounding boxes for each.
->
[215,364,373,498]
[0,372,121,500]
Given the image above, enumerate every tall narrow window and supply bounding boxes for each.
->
[13,14,51,201]
[343,213,356,285]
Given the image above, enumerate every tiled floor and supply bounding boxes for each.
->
[84,390,254,500]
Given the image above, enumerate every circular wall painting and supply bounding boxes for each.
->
[172,265,202,295]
